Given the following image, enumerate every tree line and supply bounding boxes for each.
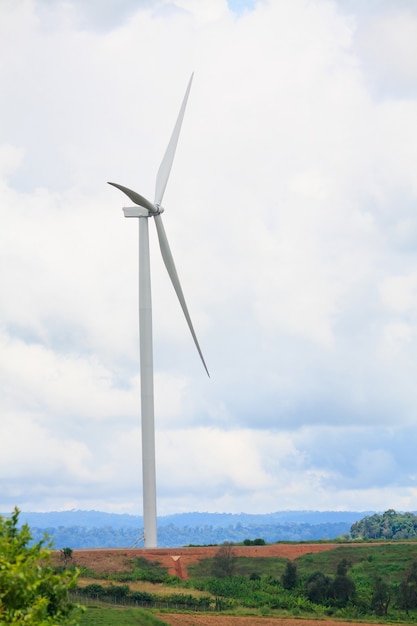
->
[27,521,351,548]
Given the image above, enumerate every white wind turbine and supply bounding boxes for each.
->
[108,74,209,549]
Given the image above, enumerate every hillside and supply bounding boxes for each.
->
[67,542,340,578]
[70,542,417,624]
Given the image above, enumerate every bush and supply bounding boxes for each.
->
[78,583,105,596]
[0,508,83,625]
[243,538,266,546]
[129,590,153,604]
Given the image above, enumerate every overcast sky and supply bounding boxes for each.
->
[1,0,417,518]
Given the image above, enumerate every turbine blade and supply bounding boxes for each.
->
[154,213,209,377]
[154,73,194,207]
[108,182,157,214]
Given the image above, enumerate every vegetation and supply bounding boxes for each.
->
[281,560,297,590]
[351,509,417,539]
[0,508,83,625]
[186,542,417,620]
[371,576,391,616]
[211,542,237,577]
[61,547,74,567]
[76,541,417,620]
[397,560,417,614]
[243,537,266,545]
[110,557,172,584]
[75,582,211,611]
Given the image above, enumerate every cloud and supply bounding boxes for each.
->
[1,0,417,517]
[356,10,417,99]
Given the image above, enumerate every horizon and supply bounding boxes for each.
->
[5,507,380,516]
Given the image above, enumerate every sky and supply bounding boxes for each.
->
[1,0,417,518]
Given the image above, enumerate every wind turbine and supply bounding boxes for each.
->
[108,73,209,549]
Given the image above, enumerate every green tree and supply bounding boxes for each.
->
[212,542,237,578]
[281,560,297,590]
[60,548,73,567]
[305,571,331,604]
[335,558,350,577]
[243,538,265,546]
[371,576,391,616]
[0,508,82,625]
[397,560,417,614]
[327,558,355,608]
[330,574,355,607]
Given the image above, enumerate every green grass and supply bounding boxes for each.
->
[189,555,289,579]
[189,542,417,585]
[79,605,169,625]
[81,557,173,584]
[295,543,417,582]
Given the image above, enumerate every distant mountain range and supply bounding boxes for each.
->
[16,509,372,530]
[5,509,379,549]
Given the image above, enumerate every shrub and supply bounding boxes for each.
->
[0,508,83,625]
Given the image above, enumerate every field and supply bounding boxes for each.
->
[156,616,380,626]
[67,542,417,625]
[78,605,376,626]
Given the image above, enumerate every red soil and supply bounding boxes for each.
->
[157,615,375,626]
[158,616,375,626]
[69,543,341,579]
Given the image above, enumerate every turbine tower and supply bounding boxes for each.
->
[108,74,209,548]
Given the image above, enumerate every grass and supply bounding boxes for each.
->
[189,542,417,584]
[295,543,417,582]
[79,605,169,625]
[188,555,289,579]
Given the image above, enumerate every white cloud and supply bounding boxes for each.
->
[1,0,417,519]
[380,272,417,313]
[0,144,25,179]
[356,10,417,98]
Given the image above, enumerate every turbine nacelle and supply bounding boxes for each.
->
[122,205,164,218]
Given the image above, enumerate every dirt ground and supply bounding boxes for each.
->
[68,543,340,579]
[156,614,375,626]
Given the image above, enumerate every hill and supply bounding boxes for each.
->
[16,509,372,530]
[70,542,417,624]
[7,509,376,549]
